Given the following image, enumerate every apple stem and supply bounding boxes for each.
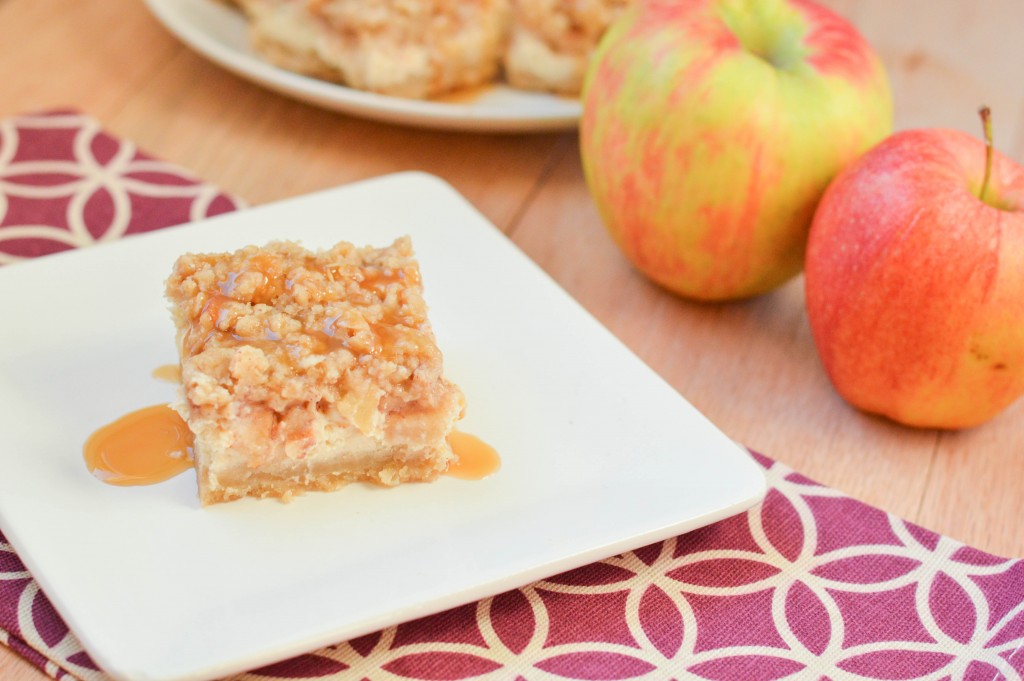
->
[979,106,994,203]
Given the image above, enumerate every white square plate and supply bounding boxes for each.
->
[0,173,765,681]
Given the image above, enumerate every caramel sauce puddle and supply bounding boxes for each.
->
[447,431,501,480]
[83,405,194,485]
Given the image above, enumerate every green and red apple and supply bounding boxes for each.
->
[580,0,892,300]
[805,112,1024,429]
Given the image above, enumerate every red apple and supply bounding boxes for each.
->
[580,0,892,300]
[805,112,1024,428]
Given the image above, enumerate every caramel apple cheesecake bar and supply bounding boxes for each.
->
[165,237,464,505]
[234,0,510,99]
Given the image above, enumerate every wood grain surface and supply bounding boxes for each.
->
[1,0,1021,678]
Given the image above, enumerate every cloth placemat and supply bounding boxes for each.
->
[1,111,1022,681]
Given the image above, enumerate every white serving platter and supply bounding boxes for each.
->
[143,0,581,133]
[0,172,765,681]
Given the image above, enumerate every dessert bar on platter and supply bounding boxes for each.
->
[166,236,464,505]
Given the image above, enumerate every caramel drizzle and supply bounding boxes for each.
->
[182,263,425,362]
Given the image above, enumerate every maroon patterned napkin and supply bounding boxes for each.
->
[2,111,1023,681]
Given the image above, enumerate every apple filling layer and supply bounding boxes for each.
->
[165,237,464,505]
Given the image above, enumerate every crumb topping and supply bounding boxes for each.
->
[166,237,452,438]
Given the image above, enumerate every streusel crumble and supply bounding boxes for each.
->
[165,237,464,505]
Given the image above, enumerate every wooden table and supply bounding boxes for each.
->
[2,0,1021,678]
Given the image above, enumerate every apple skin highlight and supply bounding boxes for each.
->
[805,128,1024,429]
[581,0,892,300]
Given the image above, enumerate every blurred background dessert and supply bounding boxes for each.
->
[232,0,635,98]
[236,0,511,98]
[504,0,633,95]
